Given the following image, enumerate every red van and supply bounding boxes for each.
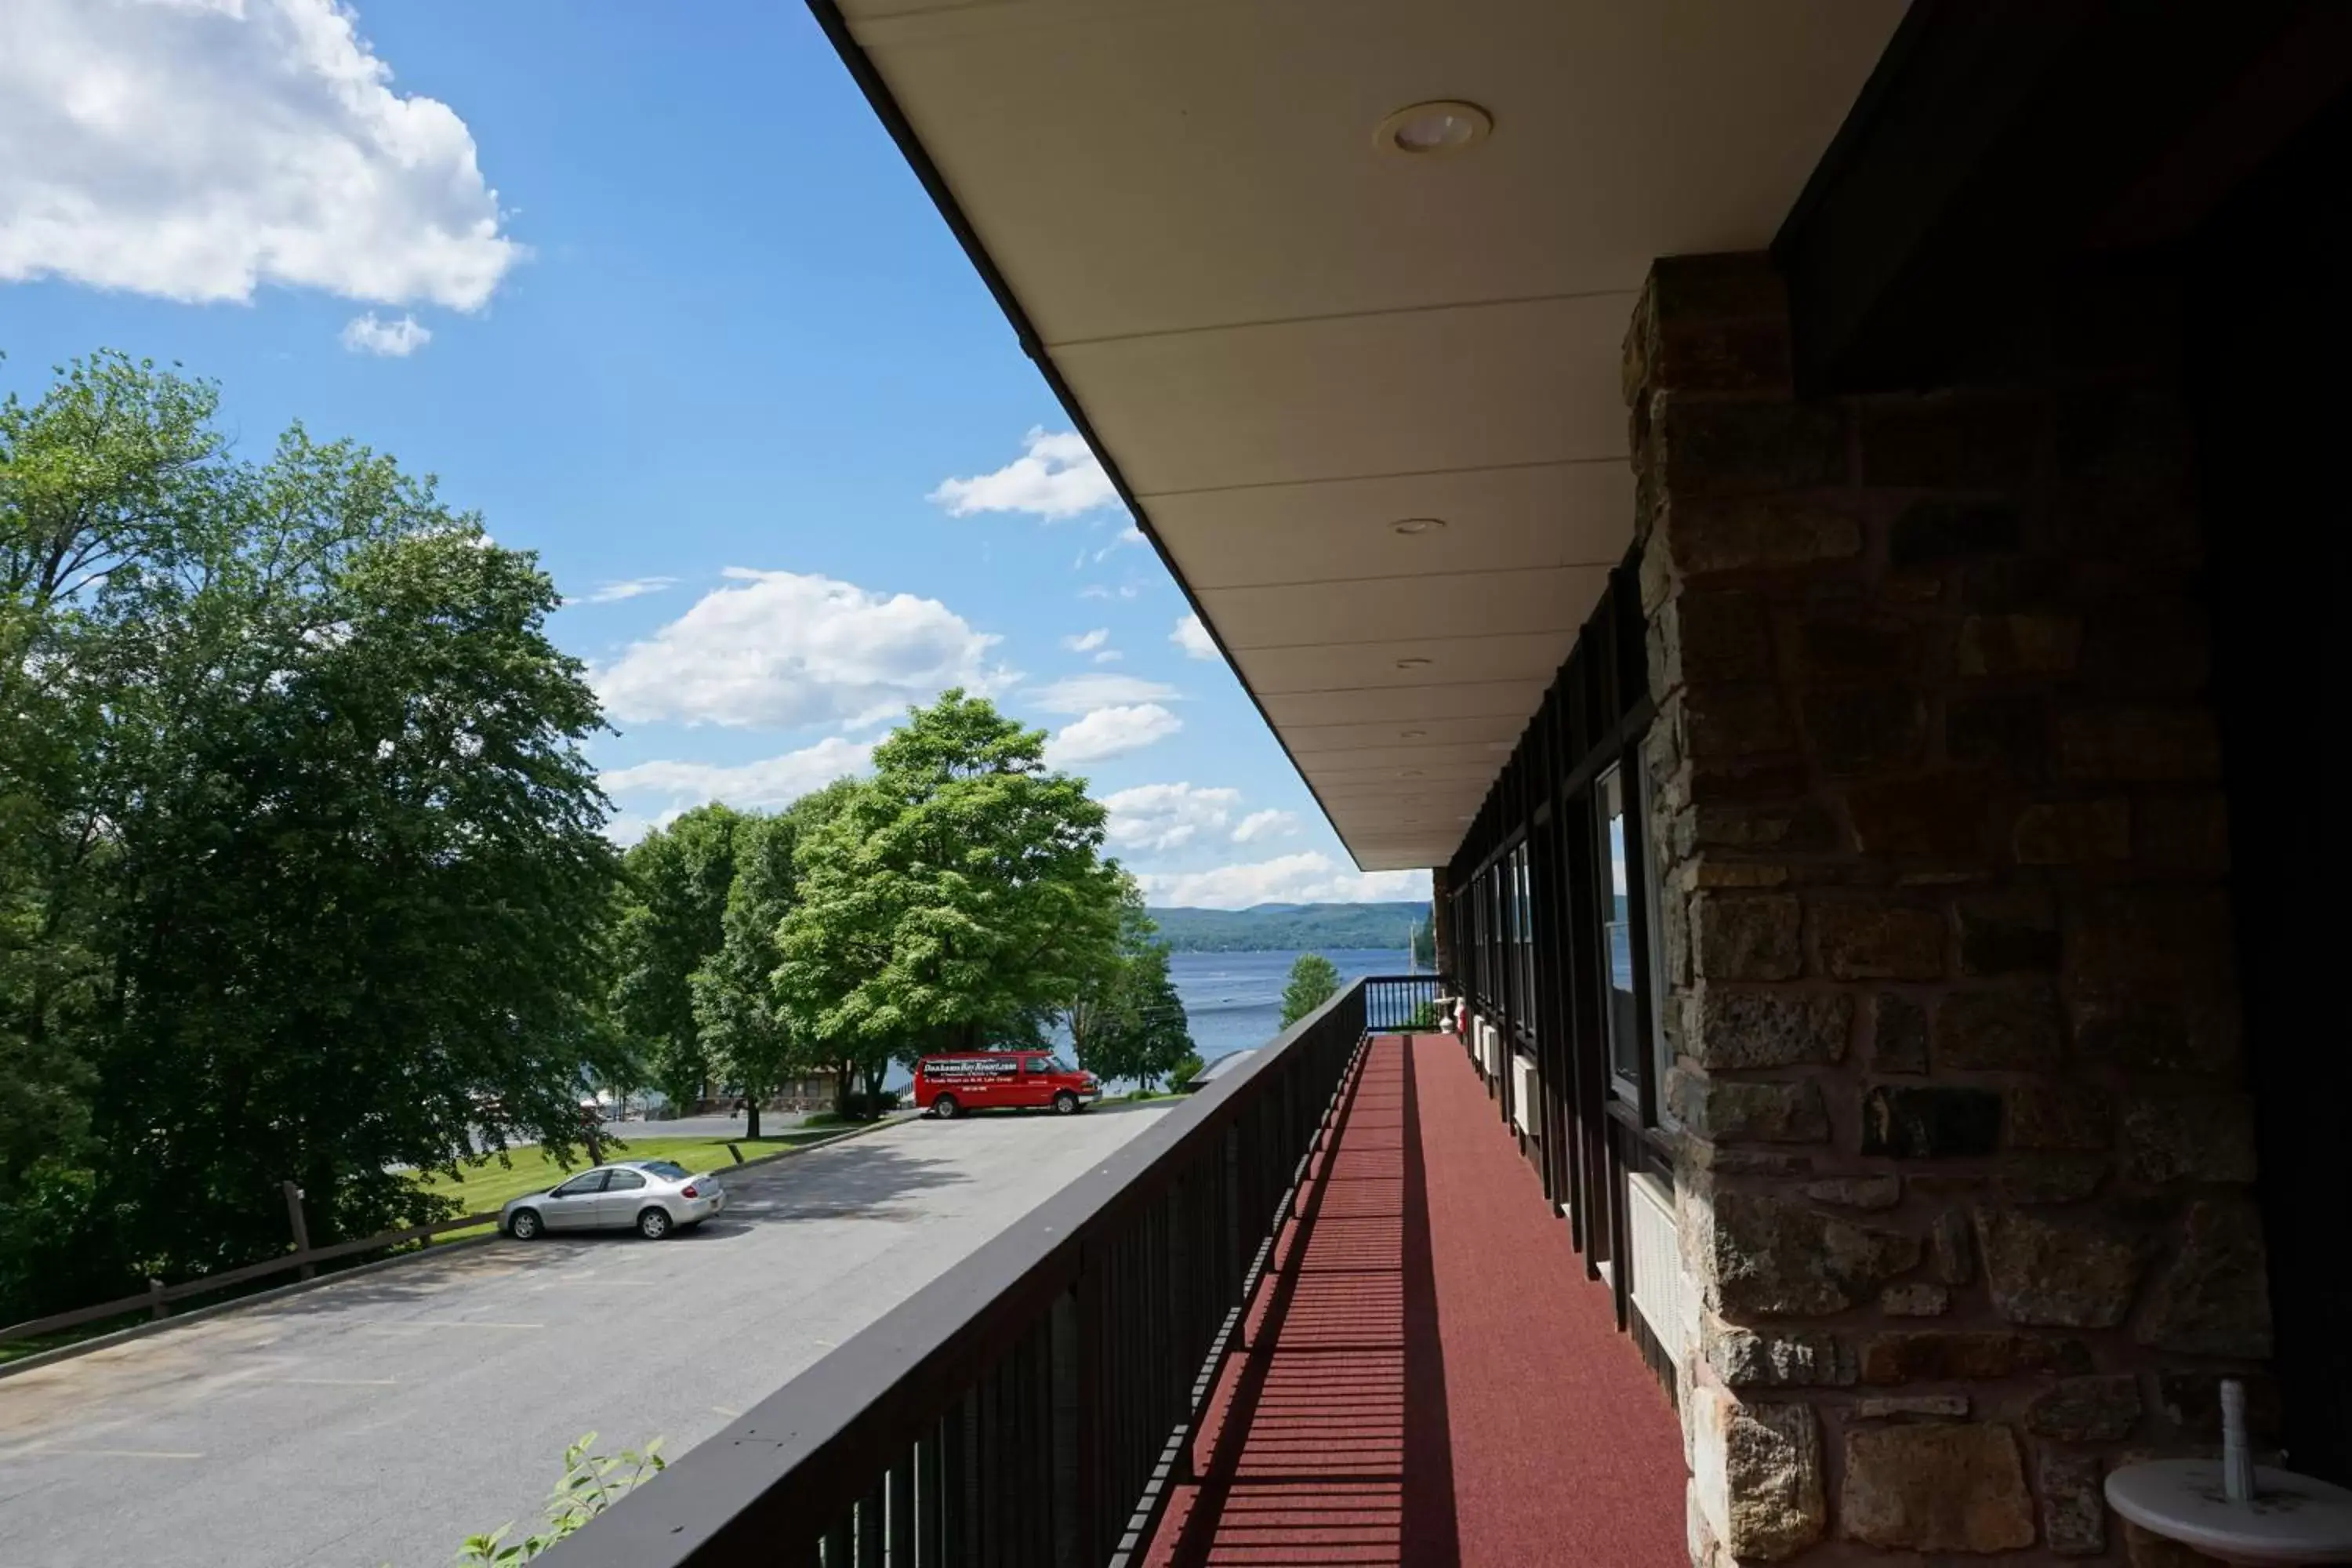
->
[914,1051,1103,1119]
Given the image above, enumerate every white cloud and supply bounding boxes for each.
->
[595,569,1008,730]
[1100,782,1241,853]
[577,576,678,605]
[1027,673,1178,715]
[929,427,1116,520]
[1062,628,1109,653]
[1092,525,1146,563]
[1081,583,1141,601]
[1232,808,1298,844]
[601,735,873,826]
[1171,612,1219,661]
[0,0,524,309]
[1093,649,1123,664]
[1044,704,1181,768]
[339,311,430,356]
[1134,853,1428,910]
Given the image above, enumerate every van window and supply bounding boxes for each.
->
[1025,1056,1054,1074]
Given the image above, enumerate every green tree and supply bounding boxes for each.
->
[0,351,622,1311]
[779,691,1126,1089]
[612,805,747,1114]
[687,784,857,1136]
[1065,899,1194,1091]
[1279,953,1343,1027]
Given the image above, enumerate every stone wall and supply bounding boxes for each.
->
[1431,867,1454,982]
[1625,255,2269,1566]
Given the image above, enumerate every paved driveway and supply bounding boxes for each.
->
[0,1103,1172,1568]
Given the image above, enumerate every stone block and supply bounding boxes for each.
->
[1668,1069,1828,1144]
[2125,1519,2231,1567]
[1887,497,2027,567]
[1958,613,2083,676]
[1683,685,1795,760]
[1859,1330,2092,1385]
[2081,597,2211,693]
[2076,1007,2240,1078]
[1976,1206,2154,1327]
[1693,893,1803,981]
[1667,591,1776,686]
[1702,1190,1921,1316]
[2008,1083,2114,1150]
[1657,397,1847,499]
[1840,1423,2037,1552]
[1817,905,1944,980]
[1662,496,1866,577]
[1801,1174,1900,1210]
[2136,790,2231,873]
[2026,1375,2143,1443]
[1804,688,1928,773]
[1949,693,2052,778]
[1865,394,2042,490]
[1703,1319,1857,1388]
[1690,1388,1824,1562]
[1691,862,1791,889]
[1997,1154,2108,1204]
[1856,1395,1969,1418]
[1691,800,1841,853]
[2013,798,2132,863]
[2042,1450,2108,1556]
[1693,989,1853,1069]
[1930,1208,1975,1284]
[1955,890,2060,975]
[1847,773,1992,859]
[1871,993,1930,1075]
[2120,1094,2257,1185]
[1862,1085,2002,1158]
[1801,613,1919,682]
[2136,1198,2273,1358]
[1881,1283,1950,1316]
[1936,986,2063,1070]
[1624,253,1791,403]
[2056,708,2222,782]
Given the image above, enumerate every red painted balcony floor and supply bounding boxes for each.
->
[1143,1033,1687,1568]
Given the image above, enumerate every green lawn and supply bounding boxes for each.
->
[415,1131,837,1239]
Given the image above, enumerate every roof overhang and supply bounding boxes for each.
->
[815,0,1908,870]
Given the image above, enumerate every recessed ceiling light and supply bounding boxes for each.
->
[1396,656,1433,670]
[1399,728,1428,739]
[1375,100,1494,158]
[1390,517,1447,536]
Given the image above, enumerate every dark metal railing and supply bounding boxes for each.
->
[549,977,1436,1568]
[1363,973,1441,1034]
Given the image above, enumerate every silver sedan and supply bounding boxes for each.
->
[501,1159,725,1241]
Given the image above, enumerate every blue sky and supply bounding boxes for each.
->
[0,0,1425,908]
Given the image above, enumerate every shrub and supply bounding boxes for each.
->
[456,1432,665,1564]
[1167,1051,1206,1091]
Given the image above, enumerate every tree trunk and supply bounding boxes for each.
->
[746,1098,762,1139]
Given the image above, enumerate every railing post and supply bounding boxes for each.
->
[1047,1286,1093,1567]
[282,1180,314,1280]
[146,1276,166,1320]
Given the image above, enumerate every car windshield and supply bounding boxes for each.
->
[639,1160,691,1180]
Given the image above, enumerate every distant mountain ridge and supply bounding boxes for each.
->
[1145,901,1428,953]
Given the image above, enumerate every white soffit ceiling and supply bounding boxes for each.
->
[835,0,1908,871]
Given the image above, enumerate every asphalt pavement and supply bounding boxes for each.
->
[0,1102,1172,1568]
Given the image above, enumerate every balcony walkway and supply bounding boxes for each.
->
[1144,1033,1686,1568]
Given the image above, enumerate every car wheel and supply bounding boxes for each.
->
[932,1093,961,1120]
[509,1209,543,1240]
[637,1207,673,1240]
[1053,1091,1080,1116]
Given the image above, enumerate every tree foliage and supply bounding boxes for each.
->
[1279,953,1343,1027]
[1065,900,1195,1091]
[778,692,1127,1080]
[612,804,747,1113]
[0,352,619,1316]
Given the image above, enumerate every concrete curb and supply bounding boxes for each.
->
[0,1110,920,1384]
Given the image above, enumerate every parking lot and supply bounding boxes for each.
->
[0,1104,1171,1568]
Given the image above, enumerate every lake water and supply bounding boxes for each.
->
[1169,949,1414,1066]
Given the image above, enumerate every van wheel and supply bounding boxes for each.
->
[637,1207,673,1240]
[931,1093,961,1120]
[1053,1091,1080,1116]
[509,1209,543,1240]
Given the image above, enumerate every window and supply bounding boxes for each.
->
[641,1160,691,1181]
[551,1172,606,1198]
[1597,764,1642,1094]
[1025,1056,1054,1075]
[604,1169,646,1192]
